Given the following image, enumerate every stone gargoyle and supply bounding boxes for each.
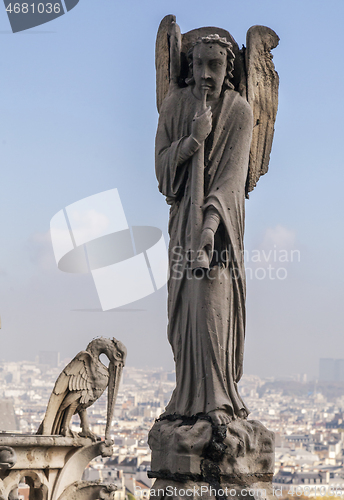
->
[37,337,127,441]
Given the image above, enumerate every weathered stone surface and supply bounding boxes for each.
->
[37,338,126,441]
[0,431,114,499]
[56,480,117,500]
[0,448,16,470]
[149,419,212,476]
[149,419,274,482]
[0,435,92,470]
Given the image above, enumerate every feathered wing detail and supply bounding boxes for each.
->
[38,351,94,435]
[63,352,94,404]
[245,25,279,196]
[156,15,177,113]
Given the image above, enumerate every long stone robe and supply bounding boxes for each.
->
[156,86,253,418]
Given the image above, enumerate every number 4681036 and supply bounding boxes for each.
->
[6,3,61,14]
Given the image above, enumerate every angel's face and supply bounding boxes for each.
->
[192,42,227,101]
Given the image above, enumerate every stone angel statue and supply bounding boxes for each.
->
[154,16,279,425]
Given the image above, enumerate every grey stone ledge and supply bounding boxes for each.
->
[0,433,93,447]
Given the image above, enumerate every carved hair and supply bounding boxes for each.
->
[186,34,235,90]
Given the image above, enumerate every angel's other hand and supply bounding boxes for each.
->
[200,227,214,259]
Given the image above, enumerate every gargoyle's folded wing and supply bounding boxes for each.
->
[38,351,93,435]
[245,25,279,197]
[58,351,94,404]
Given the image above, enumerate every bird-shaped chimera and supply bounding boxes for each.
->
[37,337,127,440]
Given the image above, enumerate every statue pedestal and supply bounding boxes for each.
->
[148,418,274,500]
[0,434,116,500]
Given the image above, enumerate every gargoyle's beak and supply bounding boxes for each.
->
[105,361,124,441]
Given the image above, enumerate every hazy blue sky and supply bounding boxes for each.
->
[0,0,343,379]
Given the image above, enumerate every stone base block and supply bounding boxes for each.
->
[148,418,274,483]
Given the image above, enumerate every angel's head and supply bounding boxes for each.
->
[187,34,235,100]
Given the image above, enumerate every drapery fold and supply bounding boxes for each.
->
[156,87,253,417]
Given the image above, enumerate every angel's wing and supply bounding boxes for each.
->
[155,15,246,113]
[38,351,94,435]
[156,15,176,113]
[245,25,279,197]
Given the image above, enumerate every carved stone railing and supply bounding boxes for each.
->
[0,435,116,500]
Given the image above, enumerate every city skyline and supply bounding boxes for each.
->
[2,359,344,494]
[0,1,343,379]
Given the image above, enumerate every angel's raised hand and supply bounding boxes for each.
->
[191,107,212,144]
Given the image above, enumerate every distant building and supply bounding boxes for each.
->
[274,470,324,486]
[38,351,60,368]
[0,399,19,432]
[335,359,344,381]
[319,358,344,382]
[285,434,313,445]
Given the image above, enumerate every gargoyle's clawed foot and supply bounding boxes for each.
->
[61,428,79,439]
[79,429,100,442]
[208,409,233,426]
